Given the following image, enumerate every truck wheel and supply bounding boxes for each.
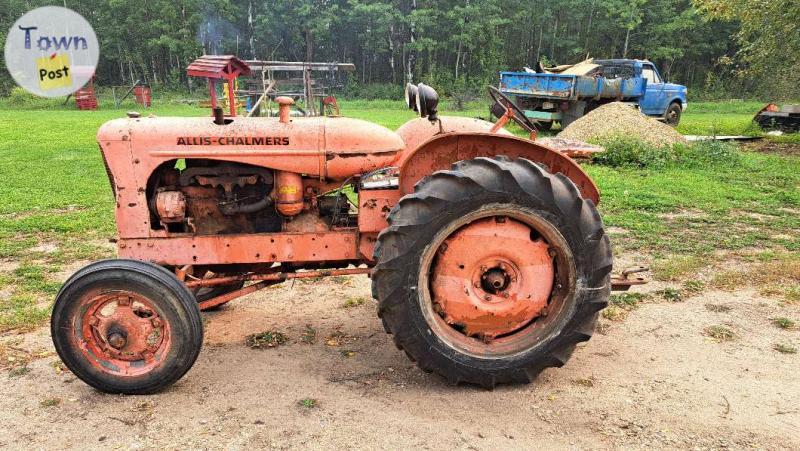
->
[51,259,204,394]
[665,102,682,127]
[372,156,612,388]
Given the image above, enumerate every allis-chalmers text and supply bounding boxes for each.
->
[177,137,290,146]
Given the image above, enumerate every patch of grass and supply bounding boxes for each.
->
[683,280,705,295]
[40,397,61,408]
[705,304,732,313]
[8,365,31,378]
[657,287,683,302]
[571,376,595,387]
[13,263,62,295]
[0,293,51,333]
[342,296,366,308]
[602,292,648,321]
[707,254,800,299]
[704,325,736,342]
[771,317,796,330]
[652,256,707,282]
[245,331,288,349]
[300,324,317,344]
[786,286,800,304]
[297,398,318,409]
[773,344,797,354]
[591,137,740,170]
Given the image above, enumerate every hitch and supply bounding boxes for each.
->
[611,266,648,291]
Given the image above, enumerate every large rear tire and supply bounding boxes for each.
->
[372,156,612,388]
[51,259,204,394]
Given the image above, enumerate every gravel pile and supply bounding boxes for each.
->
[558,102,687,147]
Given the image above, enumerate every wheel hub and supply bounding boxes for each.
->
[79,291,170,375]
[431,216,555,340]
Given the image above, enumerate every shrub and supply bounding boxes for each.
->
[591,136,740,169]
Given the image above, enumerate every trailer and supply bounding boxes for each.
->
[498,59,687,129]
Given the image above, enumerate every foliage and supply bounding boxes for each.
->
[693,0,800,99]
[0,0,788,97]
[591,136,739,168]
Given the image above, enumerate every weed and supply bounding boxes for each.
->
[683,280,705,295]
[771,317,796,330]
[340,350,356,358]
[301,324,317,344]
[40,398,61,407]
[8,366,31,378]
[245,331,288,349]
[325,329,355,347]
[610,292,648,308]
[705,304,732,313]
[652,256,706,282]
[657,288,683,302]
[603,292,647,321]
[572,377,595,387]
[298,398,318,409]
[342,296,366,308]
[704,325,736,342]
[773,344,797,354]
[786,286,800,303]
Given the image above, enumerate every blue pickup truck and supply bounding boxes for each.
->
[498,59,687,129]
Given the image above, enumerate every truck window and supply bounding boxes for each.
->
[642,66,662,84]
[600,64,635,79]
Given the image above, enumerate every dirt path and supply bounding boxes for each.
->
[1,275,799,450]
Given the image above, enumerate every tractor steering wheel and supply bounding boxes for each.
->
[488,86,538,132]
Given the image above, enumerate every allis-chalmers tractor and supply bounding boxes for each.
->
[52,80,637,394]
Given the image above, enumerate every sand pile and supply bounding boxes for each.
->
[558,102,687,147]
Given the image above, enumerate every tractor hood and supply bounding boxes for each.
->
[97,115,405,179]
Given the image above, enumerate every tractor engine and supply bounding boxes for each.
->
[147,161,351,236]
[149,161,281,235]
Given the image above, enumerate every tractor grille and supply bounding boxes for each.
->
[99,145,117,198]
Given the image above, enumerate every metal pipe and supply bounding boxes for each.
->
[185,267,370,288]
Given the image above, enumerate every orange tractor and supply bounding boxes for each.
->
[52,82,640,394]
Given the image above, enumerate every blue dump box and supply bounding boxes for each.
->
[498,72,646,101]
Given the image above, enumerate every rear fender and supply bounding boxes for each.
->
[398,132,600,204]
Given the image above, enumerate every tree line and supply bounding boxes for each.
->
[1,0,798,99]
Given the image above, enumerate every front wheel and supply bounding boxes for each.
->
[372,157,612,388]
[51,259,204,394]
[665,102,682,127]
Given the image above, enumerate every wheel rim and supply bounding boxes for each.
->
[419,206,575,358]
[76,291,172,377]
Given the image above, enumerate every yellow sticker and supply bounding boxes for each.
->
[36,53,72,90]
[278,186,298,194]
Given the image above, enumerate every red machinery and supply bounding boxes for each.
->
[74,77,98,110]
[133,85,151,107]
[187,55,250,117]
[51,81,642,395]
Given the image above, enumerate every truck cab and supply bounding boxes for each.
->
[597,59,687,124]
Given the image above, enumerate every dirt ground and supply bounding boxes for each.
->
[1,270,799,450]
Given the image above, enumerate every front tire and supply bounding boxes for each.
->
[372,157,612,388]
[51,259,204,394]
[665,102,682,127]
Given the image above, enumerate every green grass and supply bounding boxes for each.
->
[0,95,798,331]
